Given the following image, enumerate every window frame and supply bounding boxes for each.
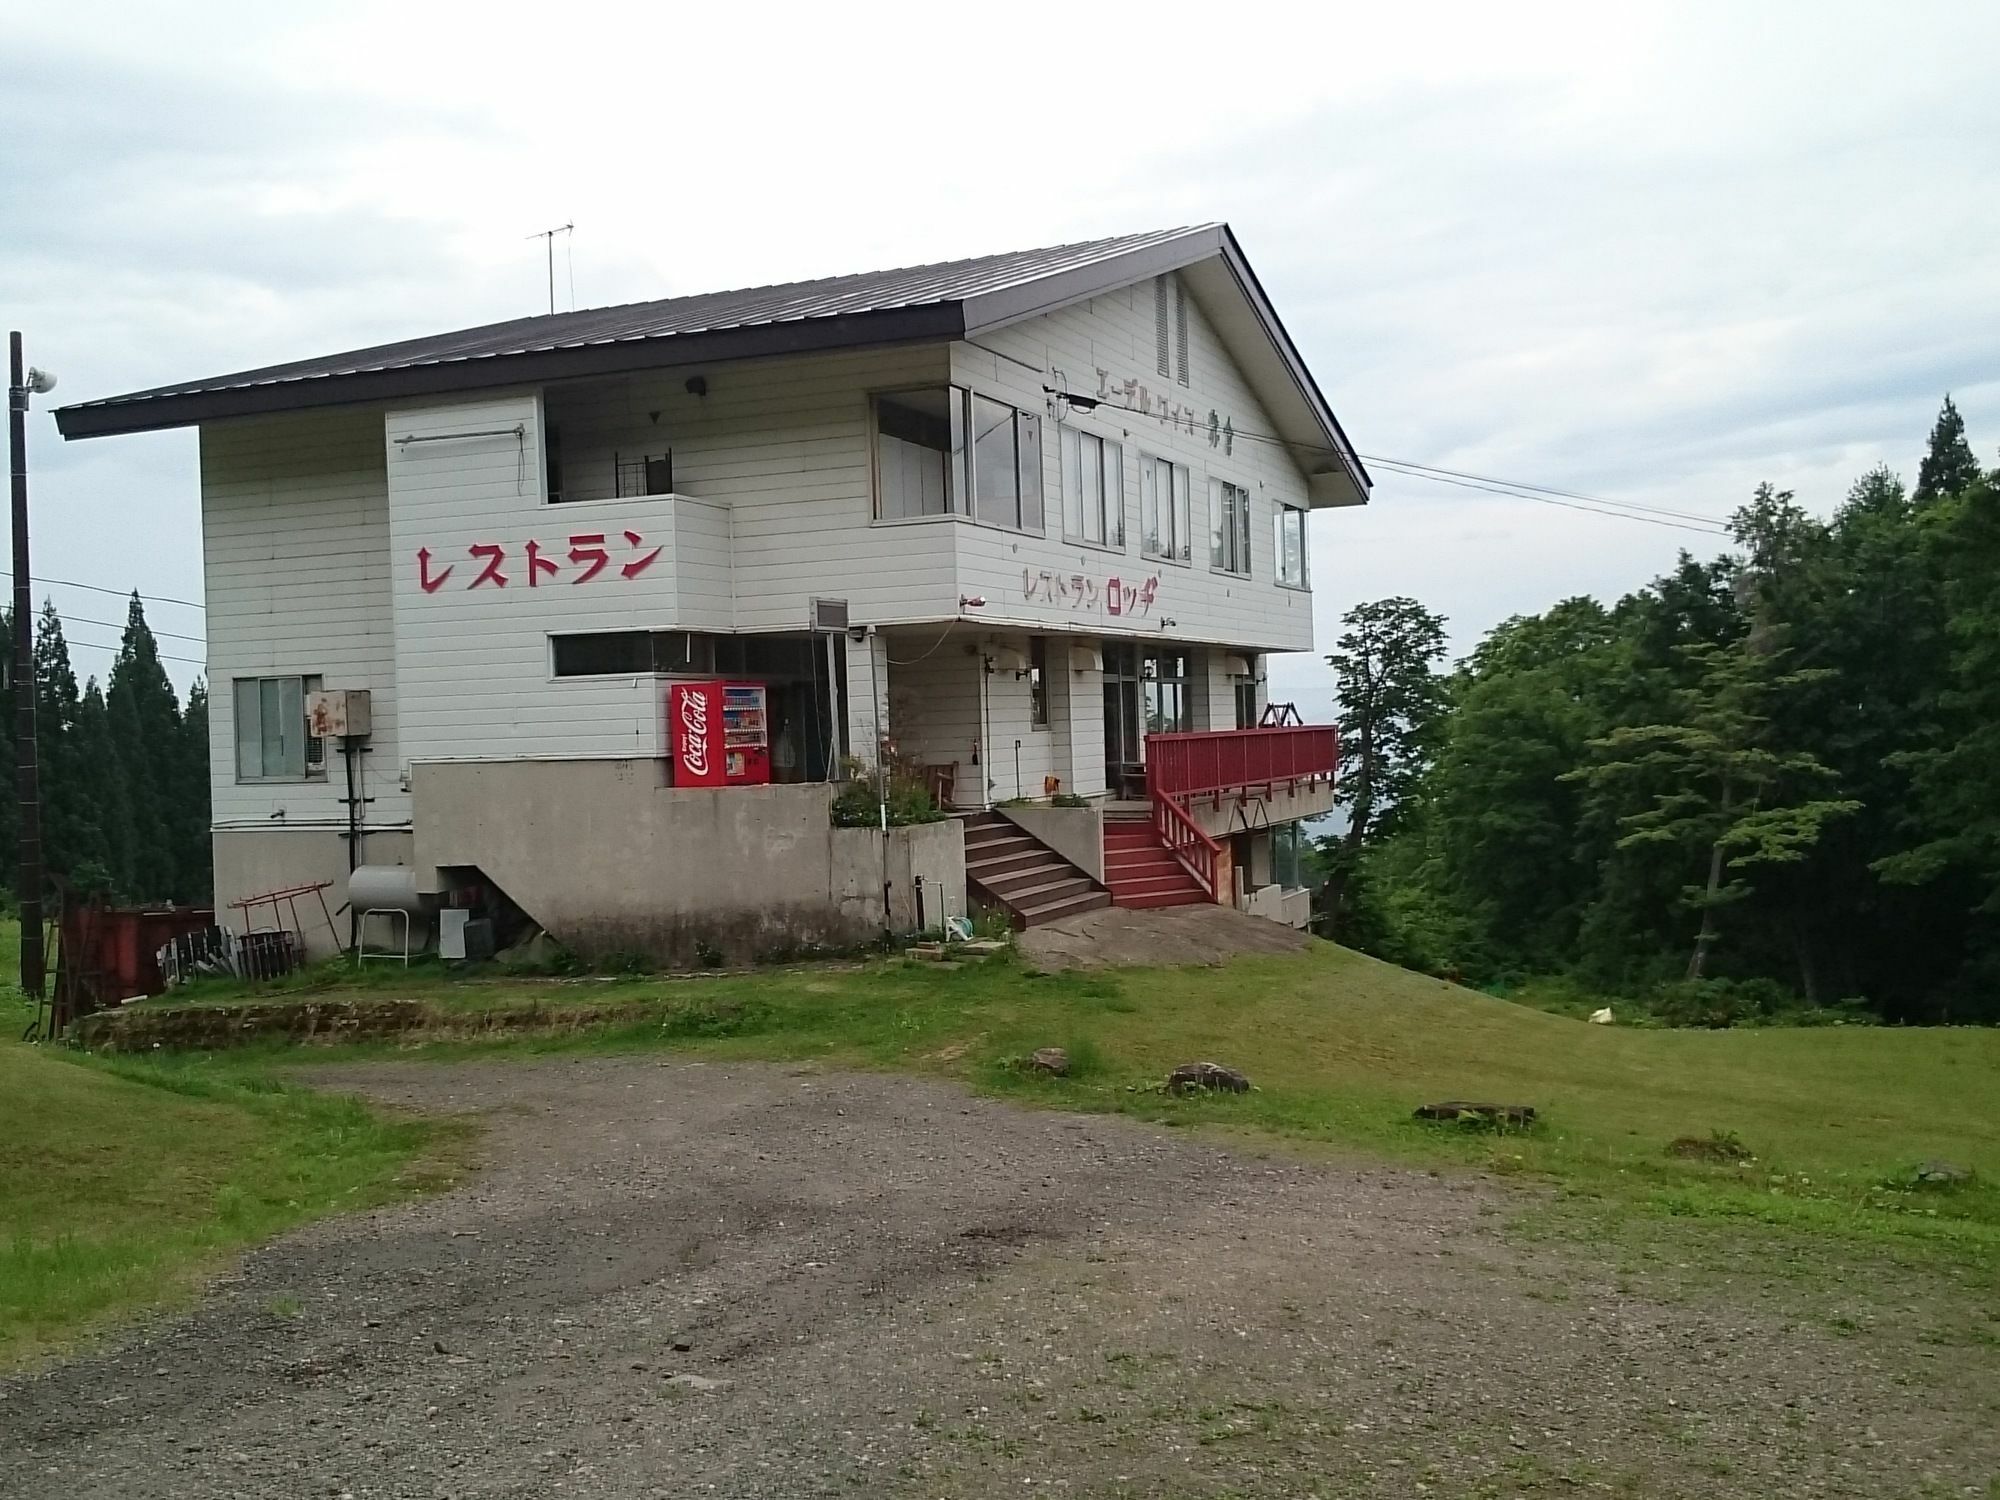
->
[1060,425,1126,550]
[871,385,1044,534]
[549,630,715,679]
[1275,502,1309,589]
[1140,454,1193,564]
[1028,636,1050,729]
[1209,477,1253,576]
[232,674,325,783]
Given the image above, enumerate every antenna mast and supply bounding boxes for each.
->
[526,223,574,315]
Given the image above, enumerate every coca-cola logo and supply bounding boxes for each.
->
[679,689,711,777]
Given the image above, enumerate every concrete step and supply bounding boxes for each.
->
[1015,888,1114,925]
[1104,846,1183,870]
[1114,888,1212,910]
[964,824,1035,850]
[984,871,1097,905]
[967,848,1061,881]
[1107,869,1205,898]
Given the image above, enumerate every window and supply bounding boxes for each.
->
[874,388,964,519]
[544,423,565,504]
[1154,278,1171,377]
[1235,679,1260,730]
[552,631,714,677]
[1276,503,1308,587]
[1060,427,1124,546]
[1210,477,1251,574]
[1140,456,1192,562]
[971,393,1045,533]
[1272,822,1305,890]
[1028,637,1049,728]
[233,675,324,781]
[876,387,1042,531]
[1141,647,1191,735]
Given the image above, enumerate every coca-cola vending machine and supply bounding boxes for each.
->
[669,681,770,787]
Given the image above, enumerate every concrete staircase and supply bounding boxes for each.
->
[962,812,1112,928]
[1103,810,1211,910]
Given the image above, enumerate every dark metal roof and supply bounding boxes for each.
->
[54,223,1368,503]
[58,228,1212,433]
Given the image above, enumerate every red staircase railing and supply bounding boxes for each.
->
[1142,724,1338,904]
[1150,790,1222,901]
[1145,724,1339,803]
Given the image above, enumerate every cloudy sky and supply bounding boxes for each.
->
[5,1,1996,710]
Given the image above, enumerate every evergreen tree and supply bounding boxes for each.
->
[33,603,113,894]
[176,679,213,903]
[1319,597,1449,935]
[1913,394,1980,506]
[73,680,130,896]
[105,593,184,901]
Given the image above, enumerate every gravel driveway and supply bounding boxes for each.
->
[1,1057,1989,1498]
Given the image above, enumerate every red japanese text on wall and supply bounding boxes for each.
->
[1021,570,1161,617]
[413,532,663,593]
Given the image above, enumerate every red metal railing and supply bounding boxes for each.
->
[1144,724,1339,803]
[1152,788,1222,900]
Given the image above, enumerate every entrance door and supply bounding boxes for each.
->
[1102,641,1142,795]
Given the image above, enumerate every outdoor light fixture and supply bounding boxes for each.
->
[1042,384,1099,413]
[958,595,987,608]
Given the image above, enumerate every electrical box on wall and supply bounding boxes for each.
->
[307,688,372,739]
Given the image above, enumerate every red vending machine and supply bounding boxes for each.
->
[669,681,770,786]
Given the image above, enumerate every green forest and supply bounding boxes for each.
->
[0,596,211,912]
[1317,397,2000,1026]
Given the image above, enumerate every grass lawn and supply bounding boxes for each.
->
[147,940,2000,1260]
[9,922,1997,1364]
[0,983,459,1367]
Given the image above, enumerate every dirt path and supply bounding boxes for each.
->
[1,1058,1988,1498]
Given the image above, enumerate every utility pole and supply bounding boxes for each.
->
[9,332,54,1000]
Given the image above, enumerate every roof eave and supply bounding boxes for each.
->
[54,303,967,440]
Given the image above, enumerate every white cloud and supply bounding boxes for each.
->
[5,0,1997,696]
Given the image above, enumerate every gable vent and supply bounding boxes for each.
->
[1154,278,1171,377]
[1174,281,1190,386]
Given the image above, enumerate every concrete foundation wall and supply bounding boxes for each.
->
[996,804,1105,882]
[213,827,417,960]
[411,760,963,963]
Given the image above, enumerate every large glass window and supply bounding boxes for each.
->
[877,387,1041,530]
[1141,648,1191,735]
[874,389,963,519]
[1141,456,1192,562]
[1272,822,1305,890]
[1210,477,1252,575]
[233,675,324,781]
[971,394,1045,533]
[1276,503,1308,587]
[551,631,714,677]
[1061,427,1124,546]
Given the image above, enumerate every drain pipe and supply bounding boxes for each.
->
[865,626,891,939]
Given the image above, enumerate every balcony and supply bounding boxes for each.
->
[1144,724,1339,805]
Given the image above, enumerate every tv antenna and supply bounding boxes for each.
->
[527,222,574,315]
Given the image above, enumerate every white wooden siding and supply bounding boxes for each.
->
[948,272,1316,652]
[201,409,408,833]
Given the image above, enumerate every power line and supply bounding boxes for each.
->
[1064,393,1736,538]
[62,633,206,668]
[56,612,203,645]
[3,571,204,612]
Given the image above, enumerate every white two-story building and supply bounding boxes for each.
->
[57,225,1365,962]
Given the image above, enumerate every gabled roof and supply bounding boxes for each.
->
[55,224,1368,504]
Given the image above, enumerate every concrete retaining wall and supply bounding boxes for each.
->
[996,803,1104,881]
[213,827,416,961]
[412,761,963,964]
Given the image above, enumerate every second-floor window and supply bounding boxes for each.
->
[1276,503,1308,587]
[1210,478,1251,575]
[875,387,1043,531]
[1140,456,1192,562]
[1060,427,1125,547]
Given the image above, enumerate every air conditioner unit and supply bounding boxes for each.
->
[809,597,850,633]
[306,688,372,739]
